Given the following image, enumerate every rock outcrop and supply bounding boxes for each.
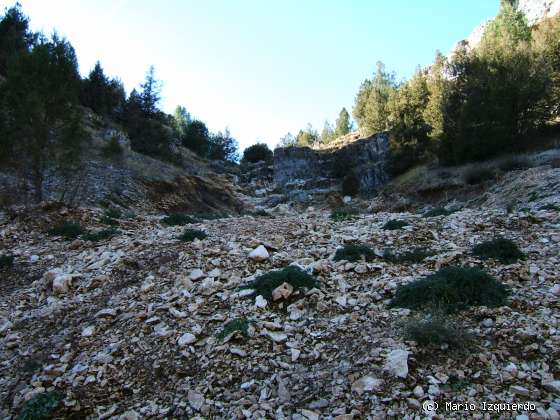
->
[273,133,390,197]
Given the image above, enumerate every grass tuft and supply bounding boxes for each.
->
[402,313,472,349]
[82,228,119,242]
[161,213,200,226]
[330,207,360,222]
[178,229,207,242]
[383,219,408,230]
[472,238,525,264]
[47,222,84,240]
[17,391,64,420]
[333,244,376,262]
[383,248,434,264]
[240,266,319,301]
[424,207,456,218]
[389,265,509,313]
[217,318,253,340]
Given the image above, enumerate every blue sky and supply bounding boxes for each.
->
[10,0,499,150]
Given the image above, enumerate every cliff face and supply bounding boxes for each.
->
[273,133,389,196]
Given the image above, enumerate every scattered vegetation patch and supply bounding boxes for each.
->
[217,318,253,340]
[539,203,559,211]
[191,212,228,220]
[0,254,14,269]
[178,229,207,242]
[333,244,376,262]
[241,266,319,301]
[104,208,122,219]
[330,207,360,222]
[100,216,119,226]
[402,314,472,349]
[472,238,525,264]
[82,228,119,242]
[383,219,408,230]
[17,391,64,420]
[161,213,200,226]
[253,209,272,217]
[47,222,84,240]
[464,166,496,185]
[424,207,456,218]
[383,248,434,264]
[389,266,509,313]
[101,136,124,159]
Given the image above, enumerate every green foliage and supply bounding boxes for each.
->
[0,3,37,75]
[341,172,360,196]
[242,143,273,164]
[191,212,228,220]
[389,266,510,313]
[353,61,396,136]
[383,219,408,230]
[178,229,207,242]
[48,222,84,240]
[182,119,210,156]
[539,203,560,211]
[0,34,85,202]
[424,207,456,218]
[80,61,125,117]
[330,207,360,222]
[0,254,14,269]
[335,107,352,137]
[333,244,376,262]
[217,318,253,340]
[383,248,434,264]
[241,266,319,301]
[278,132,297,148]
[253,209,272,217]
[104,208,121,219]
[82,228,119,242]
[464,166,496,185]
[472,238,525,264]
[101,136,123,159]
[100,216,119,226]
[161,213,200,226]
[296,124,319,147]
[208,128,239,162]
[402,313,472,349]
[320,120,335,144]
[17,391,64,420]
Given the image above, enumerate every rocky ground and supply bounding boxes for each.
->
[1,168,560,419]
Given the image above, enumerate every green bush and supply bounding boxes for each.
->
[242,143,273,164]
[464,167,496,185]
[18,391,64,420]
[383,219,408,230]
[161,213,200,226]
[342,172,360,196]
[0,254,14,269]
[178,229,207,242]
[104,208,122,219]
[82,228,119,242]
[402,314,472,349]
[333,244,376,262]
[472,238,525,264]
[101,136,123,159]
[424,207,456,218]
[383,248,434,264]
[47,222,84,240]
[389,266,509,313]
[330,207,360,222]
[217,318,253,340]
[240,266,319,301]
[253,209,272,217]
[100,216,119,227]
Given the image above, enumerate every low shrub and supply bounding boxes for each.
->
[217,318,253,340]
[383,248,434,264]
[342,172,360,197]
[104,208,122,219]
[253,209,272,217]
[402,314,472,349]
[424,207,456,218]
[178,229,207,242]
[330,207,360,222]
[499,155,531,172]
[161,213,200,226]
[47,222,84,240]
[472,238,525,264]
[0,254,14,269]
[100,216,119,227]
[18,391,64,420]
[242,143,273,164]
[383,219,408,230]
[389,266,509,313]
[333,244,376,262]
[240,266,319,300]
[464,166,496,185]
[101,136,124,159]
[82,228,119,242]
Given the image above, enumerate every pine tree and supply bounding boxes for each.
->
[0,34,85,202]
[80,61,125,117]
[139,65,161,117]
[0,3,37,75]
[320,121,335,143]
[334,107,352,138]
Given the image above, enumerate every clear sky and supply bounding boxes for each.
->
[9,0,499,151]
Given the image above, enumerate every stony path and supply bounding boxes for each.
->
[0,204,559,419]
